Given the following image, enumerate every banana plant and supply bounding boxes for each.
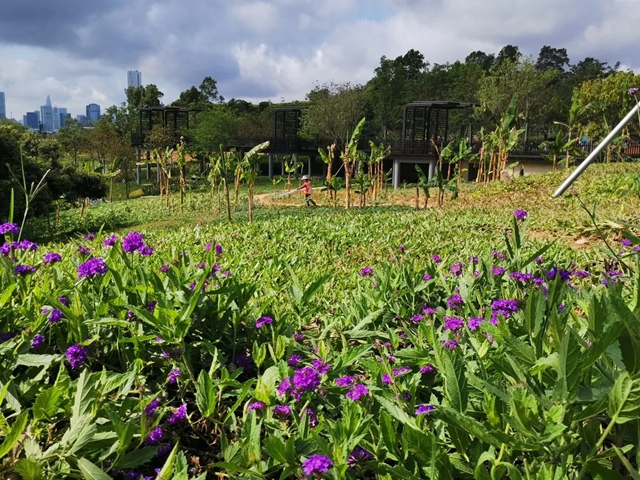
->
[176,137,188,211]
[284,155,304,190]
[340,117,366,210]
[241,141,270,223]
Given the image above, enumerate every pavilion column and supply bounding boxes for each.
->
[268,154,274,179]
[393,158,401,189]
[428,160,436,180]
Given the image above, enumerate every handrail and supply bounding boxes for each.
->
[552,101,640,197]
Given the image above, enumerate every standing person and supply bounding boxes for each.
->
[298,175,317,207]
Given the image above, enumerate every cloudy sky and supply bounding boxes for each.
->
[0,0,638,120]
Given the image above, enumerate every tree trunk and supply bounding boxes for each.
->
[415,187,419,210]
[224,181,232,223]
[248,182,254,223]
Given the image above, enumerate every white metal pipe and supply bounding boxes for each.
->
[553,101,640,197]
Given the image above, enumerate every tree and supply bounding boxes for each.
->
[56,118,87,167]
[200,76,220,103]
[465,50,495,71]
[191,105,238,153]
[536,45,569,72]
[301,82,368,146]
[495,45,521,66]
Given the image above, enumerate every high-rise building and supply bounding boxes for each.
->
[127,70,142,88]
[86,103,101,124]
[76,114,88,126]
[52,106,68,131]
[0,92,6,120]
[24,111,40,130]
[40,95,54,132]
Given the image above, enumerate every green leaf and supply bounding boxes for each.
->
[14,459,44,480]
[16,354,60,367]
[374,395,419,431]
[263,436,291,465]
[0,410,29,459]
[195,370,217,418]
[433,342,467,412]
[608,372,640,424]
[33,386,63,421]
[213,462,265,478]
[77,458,112,480]
[0,283,15,308]
[433,406,503,449]
[554,328,581,401]
[118,447,158,469]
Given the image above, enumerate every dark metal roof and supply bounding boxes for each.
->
[405,101,476,109]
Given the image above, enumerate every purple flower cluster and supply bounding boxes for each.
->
[14,264,37,276]
[420,364,435,374]
[302,455,333,476]
[415,404,436,416]
[77,245,91,255]
[447,295,464,309]
[441,339,458,350]
[256,316,273,329]
[491,299,519,319]
[443,315,464,331]
[360,267,373,276]
[273,405,292,417]
[123,231,154,256]
[629,87,639,96]
[145,427,164,445]
[346,384,369,401]
[335,375,354,387]
[348,447,373,466]
[468,317,484,331]
[66,344,88,369]
[0,222,19,235]
[514,209,528,220]
[167,368,181,384]
[312,358,331,374]
[492,266,505,276]
[31,334,45,349]
[47,308,63,324]
[449,262,464,276]
[410,314,424,323]
[145,398,160,416]
[43,252,62,264]
[103,235,118,247]
[288,354,302,367]
[166,403,187,425]
[77,258,108,278]
[510,272,534,283]
[247,401,266,412]
[422,273,433,281]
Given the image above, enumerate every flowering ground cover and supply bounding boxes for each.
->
[2,165,640,479]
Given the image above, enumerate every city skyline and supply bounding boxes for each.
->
[0,1,639,120]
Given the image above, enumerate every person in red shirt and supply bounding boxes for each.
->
[298,175,317,207]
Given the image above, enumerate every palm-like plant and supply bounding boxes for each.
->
[241,141,270,222]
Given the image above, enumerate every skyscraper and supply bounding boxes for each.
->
[40,95,54,132]
[0,92,6,120]
[52,106,68,130]
[24,111,40,130]
[127,70,142,88]
[86,103,101,124]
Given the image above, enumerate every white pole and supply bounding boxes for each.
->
[553,101,640,197]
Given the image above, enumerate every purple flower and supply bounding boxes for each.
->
[449,262,464,276]
[31,334,45,349]
[77,258,108,278]
[0,222,19,235]
[146,301,157,313]
[492,266,505,276]
[166,403,187,425]
[14,264,37,275]
[381,373,393,385]
[420,364,435,374]
[491,299,519,318]
[510,272,534,283]
[348,447,373,466]
[48,308,63,324]
[422,273,433,281]
[415,404,436,416]
[256,316,273,329]
[167,368,181,384]
[447,295,464,309]
[84,232,96,240]
[145,426,164,445]
[65,344,88,369]
[411,314,424,323]
[123,232,145,253]
[312,358,331,375]
[293,367,321,393]
[393,366,411,377]
[0,242,11,256]
[139,244,154,257]
[622,238,632,247]
[442,339,458,350]
[305,408,318,427]
[58,295,70,307]
[431,254,442,264]
[15,240,38,251]
[493,250,506,261]
[629,87,639,95]
[205,242,213,251]
[145,398,160,416]
[293,333,304,341]
[247,401,266,412]
[514,209,528,221]
[215,243,223,256]
[273,405,292,417]
[160,264,170,272]
[277,377,292,397]
[346,384,369,401]
[0,332,17,343]
[360,267,373,276]
[156,443,172,458]
[468,317,484,331]
[398,245,406,252]
[235,353,254,370]
[573,270,589,278]
[335,375,354,387]
[77,245,91,255]
[302,455,333,476]
[423,306,438,315]
[288,354,302,367]
[103,234,118,247]
[43,252,62,264]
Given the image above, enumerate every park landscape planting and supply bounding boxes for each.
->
[1,161,640,479]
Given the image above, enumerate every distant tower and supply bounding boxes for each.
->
[40,95,54,132]
[127,70,142,88]
[86,103,101,124]
[0,92,6,119]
